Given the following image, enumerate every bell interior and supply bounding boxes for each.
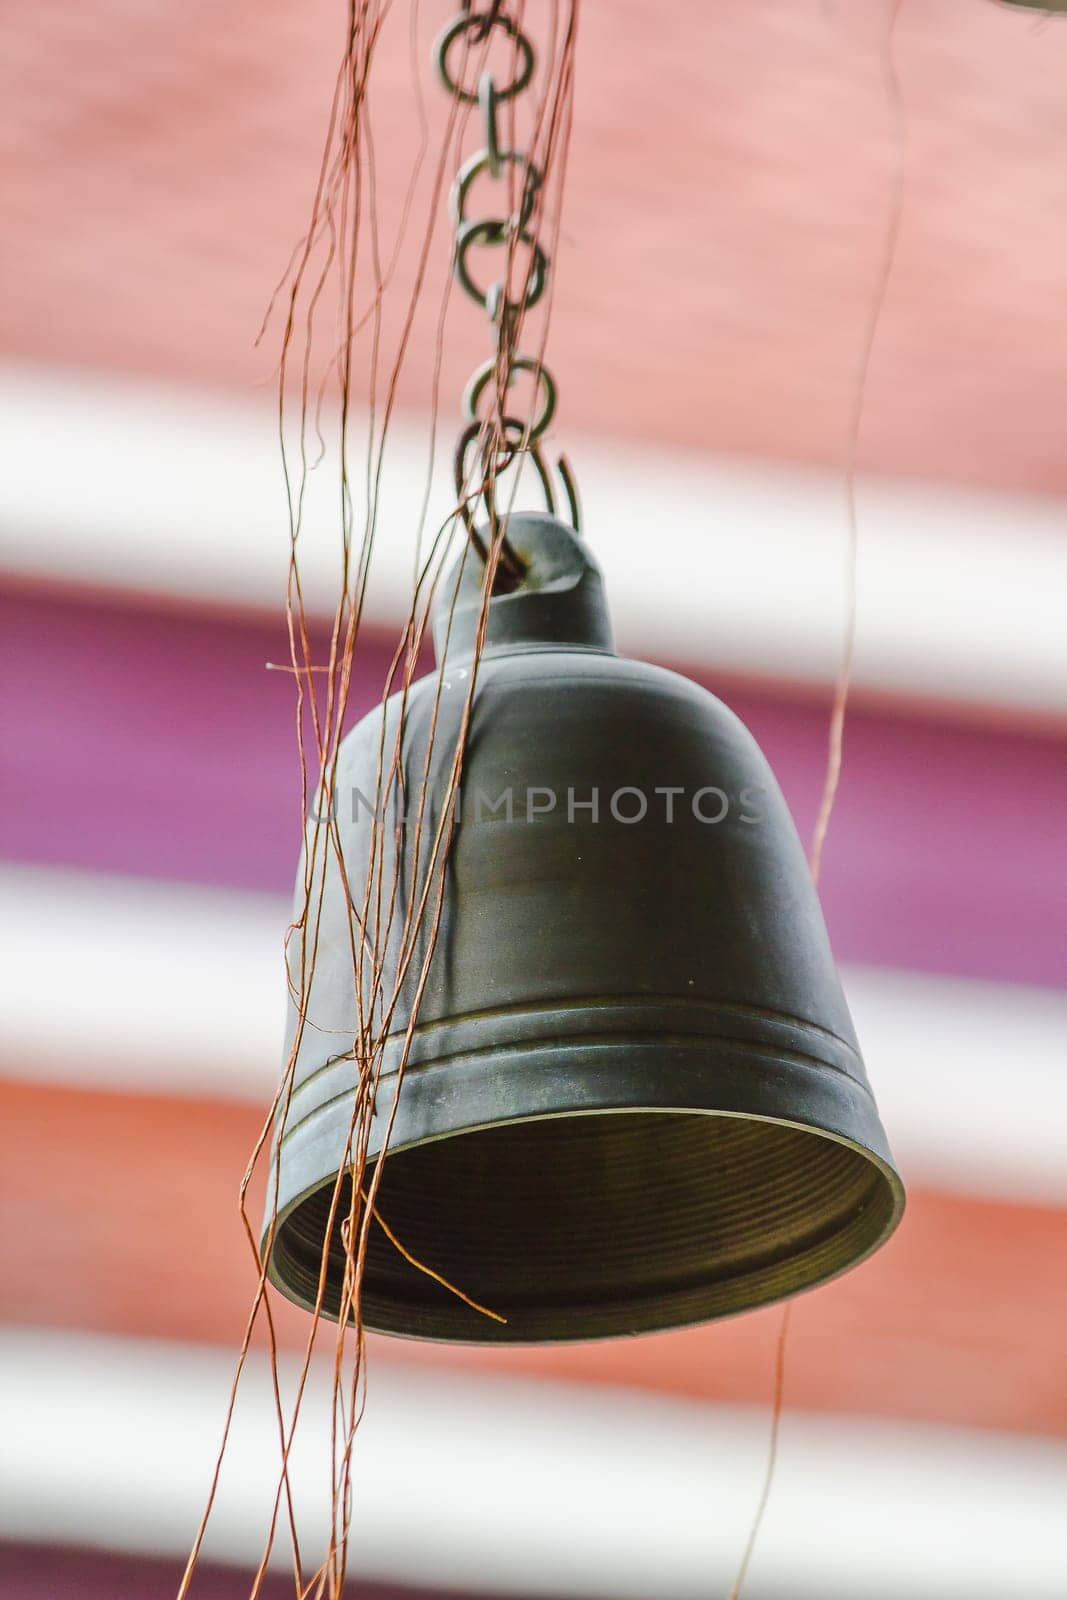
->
[270,1110,897,1342]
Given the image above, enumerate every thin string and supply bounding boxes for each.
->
[725,1304,791,1600]
[810,0,907,883]
[727,4,907,1594]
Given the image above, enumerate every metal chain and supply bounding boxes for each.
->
[435,5,580,577]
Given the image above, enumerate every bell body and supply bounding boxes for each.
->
[264,516,903,1341]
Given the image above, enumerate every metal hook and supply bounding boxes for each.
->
[463,354,557,441]
[435,12,535,104]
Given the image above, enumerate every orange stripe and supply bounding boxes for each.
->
[4,1078,1065,1435]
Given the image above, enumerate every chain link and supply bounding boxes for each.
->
[434,4,580,569]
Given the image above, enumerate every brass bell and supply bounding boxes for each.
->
[263,514,904,1342]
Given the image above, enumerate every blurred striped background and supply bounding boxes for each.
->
[2,2,1066,1596]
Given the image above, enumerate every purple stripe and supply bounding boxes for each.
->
[2,586,1064,988]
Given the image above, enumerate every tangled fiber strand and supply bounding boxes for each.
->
[178,6,579,1598]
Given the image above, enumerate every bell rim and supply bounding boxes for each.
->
[262,1090,905,1345]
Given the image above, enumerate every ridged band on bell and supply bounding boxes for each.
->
[262,514,904,1343]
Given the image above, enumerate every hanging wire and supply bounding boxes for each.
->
[726,1304,791,1600]
[727,4,907,1595]
[179,6,581,1597]
[810,0,907,886]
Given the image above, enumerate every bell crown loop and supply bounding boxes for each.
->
[433,513,614,663]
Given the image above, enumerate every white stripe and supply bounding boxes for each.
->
[2,1326,1065,1598]
[2,862,1066,1204]
[2,362,1066,715]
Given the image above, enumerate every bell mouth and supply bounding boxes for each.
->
[267,1109,901,1342]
